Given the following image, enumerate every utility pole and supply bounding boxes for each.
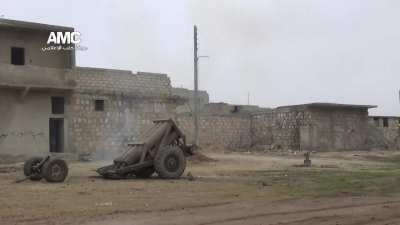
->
[247,92,250,105]
[193,25,199,146]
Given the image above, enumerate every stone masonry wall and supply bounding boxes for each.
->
[67,68,178,158]
[367,117,400,150]
[251,106,312,150]
[176,115,252,149]
[68,93,176,159]
[69,68,172,98]
[306,108,369,151]
[172,88,209,114]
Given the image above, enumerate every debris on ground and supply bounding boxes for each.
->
[78,153,92,162]
[0,154,26,164]
[96,202,113,207]
[188,152,217,164]
[187,172,195,181]
[0,165,19,173]
[320,164,340,168]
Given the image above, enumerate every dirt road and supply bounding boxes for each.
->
[1,151,400,225]
[85,197,400,225]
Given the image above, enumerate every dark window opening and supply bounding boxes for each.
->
[383,118,389,128]
[51,97,65,114]
[373,117,380,126]
[95,100,105,111]
[49,118,64,153]
[11,47,25,65]
[232,105,240,113]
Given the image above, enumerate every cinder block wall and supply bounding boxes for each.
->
[306,108,369,151]
[66,68,177,159]
[70,68,172,97]
[251,106,374,151]
[176,115,252,149]
[251,106,312,150]
[367,117,400,150]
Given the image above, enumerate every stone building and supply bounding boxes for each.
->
[0,19,180,159]
[178,102,380,151]
[368,116,400,150]
[252,103,376,151]
[172,87,209,114]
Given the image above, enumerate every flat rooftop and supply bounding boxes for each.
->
[279,102,377,109]
[0,18,73,32]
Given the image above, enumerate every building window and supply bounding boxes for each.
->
[95,100,105,111]
[373,117,380,127]
[383,118,389,128]
[51,97,65,114]
[11,47,25,65]
[232,105,240,113]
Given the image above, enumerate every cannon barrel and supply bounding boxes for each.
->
[114,122,172,165]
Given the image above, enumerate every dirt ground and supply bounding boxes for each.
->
[1,151,400,225]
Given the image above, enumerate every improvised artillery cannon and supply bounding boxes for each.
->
[97,119,193,179]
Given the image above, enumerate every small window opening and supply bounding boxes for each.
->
[383,118,389,128]
[95,100,105,111]
[11,47,25,65]
[51,97,65,114]
[373,117,380,127]
[232,106,240,113]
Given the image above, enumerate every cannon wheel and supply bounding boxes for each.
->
[41,158,68,182]
[23,157,43,181]
[134,167,155,178]
[154,146,186,179]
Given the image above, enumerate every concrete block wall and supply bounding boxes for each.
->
[172,87,209,114]
[68,93,177,159]
[305,108,369,151]
[367,117,400,150]
[177,115,252,149]
[67,68,178,158]
[251,107,312,150]
[69,68,172,98]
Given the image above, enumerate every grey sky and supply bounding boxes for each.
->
[1,0,399,115]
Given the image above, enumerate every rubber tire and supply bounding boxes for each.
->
[23,157,43,181]
[154,146,186,179]
[41,158,68,183]
[134,167,155,179]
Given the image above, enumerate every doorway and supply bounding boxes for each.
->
[49,118,64,153]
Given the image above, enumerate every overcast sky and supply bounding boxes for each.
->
[1,0,399,115]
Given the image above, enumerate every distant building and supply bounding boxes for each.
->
[252,103,377,151]
[368,116,400,150]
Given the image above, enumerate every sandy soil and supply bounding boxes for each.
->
[1,151,400,225]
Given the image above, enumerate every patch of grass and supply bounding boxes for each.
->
[244,167,400,198]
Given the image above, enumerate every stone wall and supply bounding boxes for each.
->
[67,68,179,158]
[304,107,369,151]
[70,68,172,98]
[251,106,311,150]
[68,93,177,159]
[251,105,373,151]
[172,87,209,114]
[367,117,400,150]
[177,115,252,149]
